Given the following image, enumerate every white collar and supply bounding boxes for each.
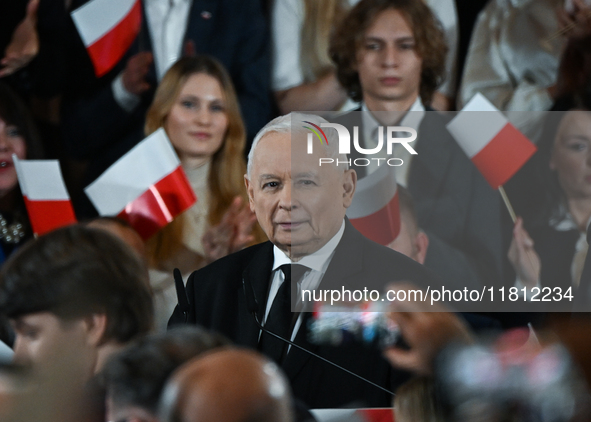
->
[361,97,425,135]
[272,220,346,272]
[551,203,591,233]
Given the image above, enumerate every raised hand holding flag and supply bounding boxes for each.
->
[447,93,538,273]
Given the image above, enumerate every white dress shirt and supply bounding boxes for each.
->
[263,220,345,344]
[361,97,425,187]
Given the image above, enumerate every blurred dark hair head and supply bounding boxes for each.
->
[0,224,153,344]
[0,82,43,160]
[556,33,591,100]
[100,326,229,415]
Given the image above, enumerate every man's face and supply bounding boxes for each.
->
[245,131,356,259]
[355,8,422,110]
[11,312,95,380]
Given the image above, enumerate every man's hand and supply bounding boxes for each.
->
[121,52,153,95]
[383,283,474,375]
[0,0,39,77]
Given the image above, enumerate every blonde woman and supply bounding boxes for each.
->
[145,56,265,330]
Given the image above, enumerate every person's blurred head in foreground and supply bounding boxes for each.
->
[159,348,294,422]
[0,224,153,382]
[394,376,445,422]
[86,216,146,260]
[101,326,229,422]
[387,186,428,264]
[435,328,591,422]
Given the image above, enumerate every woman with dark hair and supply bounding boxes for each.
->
[0,82,42,265]
[509,93,591,303]
[144,56,265,329]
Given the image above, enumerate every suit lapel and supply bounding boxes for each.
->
[282,220,365,380]
[237,242,274,349]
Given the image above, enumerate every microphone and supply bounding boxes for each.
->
[242,276,394,397]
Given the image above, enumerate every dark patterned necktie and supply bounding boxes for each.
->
[259,264,309,364]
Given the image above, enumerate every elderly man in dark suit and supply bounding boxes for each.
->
[170,112,441,409]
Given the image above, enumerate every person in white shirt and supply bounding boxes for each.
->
[328,0,505,291]
[271,0,459,113]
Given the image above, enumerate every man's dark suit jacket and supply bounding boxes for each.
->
[60,0,270,215]
[169,219,441,408]
[332,109,506,292]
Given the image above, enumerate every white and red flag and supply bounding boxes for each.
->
[446,93,537,189]
[71,0,142,77]
[346,165,400,245]
[13,156,77,236]
[85,128,196,240]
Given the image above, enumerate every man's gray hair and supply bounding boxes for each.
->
[246,113,347,178]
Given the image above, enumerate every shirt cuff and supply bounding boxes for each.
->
[112,73,141,112]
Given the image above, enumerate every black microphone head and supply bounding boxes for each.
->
[173,268,182,283]
[242,275,259,315]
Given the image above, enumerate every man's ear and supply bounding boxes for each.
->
[83,313,108,348]
[244,175,255,213]
[414,230,429,265]
[342,168,357,208]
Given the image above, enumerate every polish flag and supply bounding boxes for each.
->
[346,165,400,245]
[446,93,537,189]
[13,156,77,236]
[85,129,196,240]
[71,0,142,77]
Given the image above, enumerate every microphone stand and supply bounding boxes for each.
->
[243,276,394,397]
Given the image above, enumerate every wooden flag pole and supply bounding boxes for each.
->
[499,186,516,223]
[499,185,539,279]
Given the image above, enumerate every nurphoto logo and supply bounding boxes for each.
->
[305,122,417,167]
